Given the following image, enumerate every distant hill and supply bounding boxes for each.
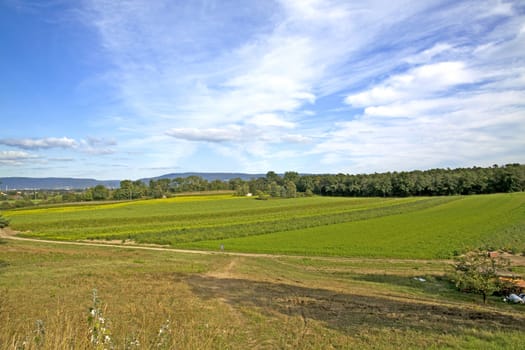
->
[0,177,120,190]
[142,172,266,182]
[0,173,266,190]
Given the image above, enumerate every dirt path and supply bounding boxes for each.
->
[0,228,452,265]
[0,228,260,257]
[208,257,244,279]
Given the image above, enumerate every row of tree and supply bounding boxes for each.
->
[240,164,524,198]
[296,164,525,197]
[1,164,523,208]
[92,163,525,200]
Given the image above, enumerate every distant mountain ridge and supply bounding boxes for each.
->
[0,177,121,190]
[0,173,267,190]
[142,172,266,182]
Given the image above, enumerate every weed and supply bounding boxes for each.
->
[154,319,171,349]
[33,319,45,347]
[88,289,113,349]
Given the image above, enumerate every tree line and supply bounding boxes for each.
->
[298,163,525,197]
[151,164,524,198]
[1,164,523,208]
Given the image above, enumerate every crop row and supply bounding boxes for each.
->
[10,196,420,239]
[90,197,455,244]
[181,193,525,258]
[7,193,524,259]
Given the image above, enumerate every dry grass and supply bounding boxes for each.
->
[1,239,525,349]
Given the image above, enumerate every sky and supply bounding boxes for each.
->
[1,0,524,180]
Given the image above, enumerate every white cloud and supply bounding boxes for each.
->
[280,134,312,143]
[345,61,478,108]
[0,137,78,150]
[165,127,244,143]
[480,0,515,17]
[248,114,296,129]
[0,150,38,165]
[405,43,455,64]
[72,0,525,175]
[165,122,313,146]
[317,83,525,173]
[318,4,525,174]
[81,137,117,155]
[81,0,360,128]
[0,136,117,155]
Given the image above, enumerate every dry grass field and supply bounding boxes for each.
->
[1,235,525,349]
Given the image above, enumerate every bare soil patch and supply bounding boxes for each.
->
[186,275,525,336]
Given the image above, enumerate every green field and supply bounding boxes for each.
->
[4,192,525,259]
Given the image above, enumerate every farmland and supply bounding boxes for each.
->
[1,192,525,349]
[4,192,525,259]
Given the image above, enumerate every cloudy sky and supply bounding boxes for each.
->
[1,0,524,180]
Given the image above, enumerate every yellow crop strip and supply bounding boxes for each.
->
[5,193,236,217]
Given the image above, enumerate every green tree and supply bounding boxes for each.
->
[235,183,250,196]
[92,185,109,201]
[113,180,136,200]
[450,250,509,304]
[284,181,297,198]
[283,171,300,186]
[266,171,282,185]
[256,190,269,200]
[268,181,281,197]
[0,213,9,228]
[149,179,172,198]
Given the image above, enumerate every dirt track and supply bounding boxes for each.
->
[0,228,453,264]
[0,228,265,257]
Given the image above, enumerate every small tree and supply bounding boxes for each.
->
[0,214,9,228]
[451,250,509,304]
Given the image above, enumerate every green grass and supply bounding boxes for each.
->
[187,193,525,258]
[5,192,525,259]
[5,195,429,241]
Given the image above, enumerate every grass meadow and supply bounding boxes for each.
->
[1,192,525,348]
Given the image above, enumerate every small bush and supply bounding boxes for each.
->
[0,215,9,228]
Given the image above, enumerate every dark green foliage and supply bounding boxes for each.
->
[92,185,110,200]
[4,164,523,207]
[0,214,9,228]
[307,164,525,197]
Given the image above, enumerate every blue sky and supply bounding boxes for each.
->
[1,0,524,180]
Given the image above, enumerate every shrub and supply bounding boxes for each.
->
[0,214,9,228]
